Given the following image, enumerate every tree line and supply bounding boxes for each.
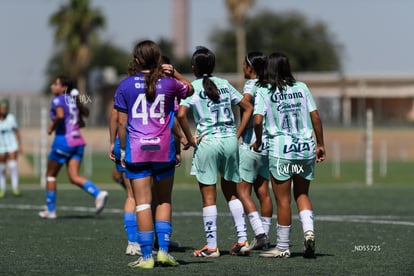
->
[46,0,342,94]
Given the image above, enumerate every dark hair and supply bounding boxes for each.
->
[128,40,163,102]
[245,51,268,87]
[245,51,264,73]
[161,55,171,64]
[56,75,73,92]
[74,94,89,128]
[191,46,219,103]
[267,52,296,92]
[56,75,89,128]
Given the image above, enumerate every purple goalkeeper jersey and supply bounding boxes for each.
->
[50,94,86,147]
[114,73,189,163]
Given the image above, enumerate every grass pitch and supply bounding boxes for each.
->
[1,182,413,275]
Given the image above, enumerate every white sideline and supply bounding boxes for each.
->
[1,203,413,226]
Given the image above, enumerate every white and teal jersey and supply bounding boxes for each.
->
[241,79,268,155]
[254,81,317,160]
[180,76,243,138]
[0,113,19,153]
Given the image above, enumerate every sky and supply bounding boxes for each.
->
[1,0,414,93]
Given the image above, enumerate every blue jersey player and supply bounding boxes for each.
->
[38,76,108,219]
[115,40,193,269]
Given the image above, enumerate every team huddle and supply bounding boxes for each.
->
[37,39,325,270]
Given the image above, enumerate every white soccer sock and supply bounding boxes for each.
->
[0,163,6,191]
[8,160,19,190]
[299,209,314,233]
[203,205,217,249]
[248,211,265,236]
[276,224,291,250]
[261,216,272,236]
[228,199,248,243]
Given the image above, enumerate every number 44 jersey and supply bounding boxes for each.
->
[114,73,189,163]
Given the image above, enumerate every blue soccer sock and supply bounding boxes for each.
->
[124,212,138,243]
[46,190,56,212]
[155,221,172,252]
[138,230,154,259]
[82,180,100,197]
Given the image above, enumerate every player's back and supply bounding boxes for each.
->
[185,76,242,137]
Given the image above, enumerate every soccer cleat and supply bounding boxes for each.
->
[303,230,316,258]
[12,189,21,197]
[193,245,220,258]
[259,247,291,258]
[0,190,5,198]
[38,209,57,219]
[248,233,270,250]
[157,250,179,266]
[125,242,142,256]
[95,191,108,215]
[128,257,154,269]
[230,240,250,256]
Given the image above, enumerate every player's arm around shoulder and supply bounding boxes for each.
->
[169,66,194,98]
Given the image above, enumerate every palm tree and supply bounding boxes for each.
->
[49,0,105,94]
[225,0,255,85]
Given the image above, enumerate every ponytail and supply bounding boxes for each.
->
[191,46,220,103]
[69,88,89,128]
[202,74,220,103]
[56,75,90,128]
[144,68,163,102]
[76,98,89,128]
[132,40,163,102]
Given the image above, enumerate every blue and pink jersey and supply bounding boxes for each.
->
[50,94,86,147]
[114,73,189,163]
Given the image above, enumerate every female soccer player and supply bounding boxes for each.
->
[115,40,193,269]
[109,56,186,258]
[237,52,273,250]
[177,46,253,257]
[39,76,108,219]
[0,99,22,197]
[252,52,326,258]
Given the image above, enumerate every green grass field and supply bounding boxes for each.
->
[1,154,414,275]
[1,186,414,274]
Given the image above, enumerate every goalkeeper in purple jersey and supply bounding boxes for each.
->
[114,40,193,269]
[39,75,108,219]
